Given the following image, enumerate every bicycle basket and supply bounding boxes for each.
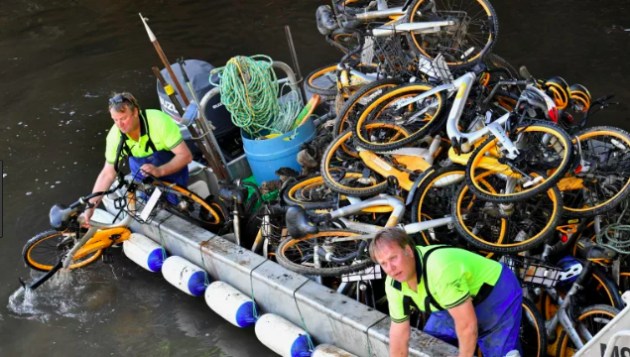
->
[501,254,563,288]
[369,34,417,79]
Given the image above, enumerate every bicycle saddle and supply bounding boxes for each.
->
[218,185,248,205]
[49,204,78,230]
[285,206,319,238]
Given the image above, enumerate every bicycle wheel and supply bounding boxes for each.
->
[275,229,373,276]
[304,64,338,98]
[452,173,563,253]
[282,175,338,209]
[333,78,402,136]
[321,129,390,197]
[521,296,546,357]
[555,304,619,357]
[545,265,625,317]
[157,184,228,230]
[559,126,630,218]
[305,63,378,99]
[410,165,467,246]
[354,83,445,151]
[466,121,573,203]
[405,0,498,69]
[23,229,103,272]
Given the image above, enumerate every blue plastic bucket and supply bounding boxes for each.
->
[242,119,315,184]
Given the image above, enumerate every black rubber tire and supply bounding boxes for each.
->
[410,165,466,246]
[23,229,102,272]
[555,304,619,357]
[521,296,546,357]
[275,229,373,276]
[404,0,499,69]
[353,82,445,152]
[321,129,389,197]
[156,184,228,231]
[560,126,630,218]
[333,78,402,136]
[304,64,339,98]
[465,121,573,203]
[282,175,338,210]
[452,181,563,253]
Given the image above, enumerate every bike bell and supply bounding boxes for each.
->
[543,76,570,110]
[556,256,583,285]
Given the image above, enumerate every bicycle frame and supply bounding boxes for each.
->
[356,134,442,191]
[312,194,454,242]
[61,213,133,268]
[335,2,456,37]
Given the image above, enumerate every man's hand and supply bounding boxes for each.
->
[140,163,162,178]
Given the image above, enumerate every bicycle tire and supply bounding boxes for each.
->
[23,229,103,272]
[354,82,445,151]
[549,265,625,313]
[466,121,573,203]
[321,129,390,197]
[305,63,379,99]
[521,296,546,357]
[405,0,499,69]
[410,165,467,246]
[304,64,339,97]
[555,304,619,357]
[275,229,373,276]
[560,126,630,218]
[157,183,228,231]
[452,174,563,253]
[282,174,338,209]
[333,78,402,136]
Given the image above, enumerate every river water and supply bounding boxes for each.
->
[0,1,629,356]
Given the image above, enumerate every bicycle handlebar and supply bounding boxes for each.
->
[49,178,127,230]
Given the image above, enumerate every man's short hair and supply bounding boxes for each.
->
[108,92,139,112]
[369,227,414,263]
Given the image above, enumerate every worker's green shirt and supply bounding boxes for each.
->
[386,246,502,323]
[105,109,183,164]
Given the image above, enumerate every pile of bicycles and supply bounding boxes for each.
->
[18,1,630,355]
[277,1,630,356]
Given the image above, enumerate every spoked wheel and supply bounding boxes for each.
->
[275,229,373,277]
[156,184,228,231]
[321,129,390,197]
[466,121,573,203]
[452,172,563,253]
[334,78,402,135]
[282,175,338,209]
[555,304,619,357]
[23,229,102,271]
[521,296,546,357]
[559,126,630,218]
[411,165,467,246]
[304,63,379,99]
[404,0,499,69]
[353,83,444,152]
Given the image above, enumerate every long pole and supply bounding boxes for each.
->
[140,14,228,180]
[139,13,189,106]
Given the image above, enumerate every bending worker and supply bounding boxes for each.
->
[369,227,522,357]
[84,92,192,222]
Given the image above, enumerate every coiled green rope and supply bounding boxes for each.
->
[210,55,301,138]
[595,201,630,255]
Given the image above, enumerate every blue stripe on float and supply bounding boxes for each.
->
[188,270,209,296]
[235,301,257,328]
